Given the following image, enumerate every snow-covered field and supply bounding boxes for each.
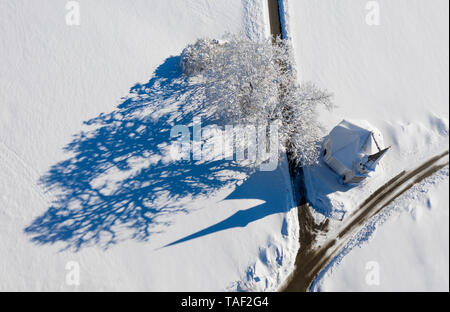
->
[288,0,449,291]
[1,0,448,292]
[0,0,297,291]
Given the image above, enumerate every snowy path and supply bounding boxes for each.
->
[282,151,449,291]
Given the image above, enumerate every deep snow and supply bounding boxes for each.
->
[0,0,297,291]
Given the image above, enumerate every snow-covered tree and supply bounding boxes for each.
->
[180,35,333,166]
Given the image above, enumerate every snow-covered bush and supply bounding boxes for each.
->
[180,35,333,166]
[180,38,223,77]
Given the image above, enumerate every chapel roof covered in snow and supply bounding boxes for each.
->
[323,120,389,184]
[326,120,373,168]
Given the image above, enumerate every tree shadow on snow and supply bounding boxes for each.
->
[25,55,252,251]
[164,166,293,248]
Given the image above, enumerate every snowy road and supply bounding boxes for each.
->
[0,0,300,291]
[282,150,449,292]
[0,0,447,292]
[267,0,282,39]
